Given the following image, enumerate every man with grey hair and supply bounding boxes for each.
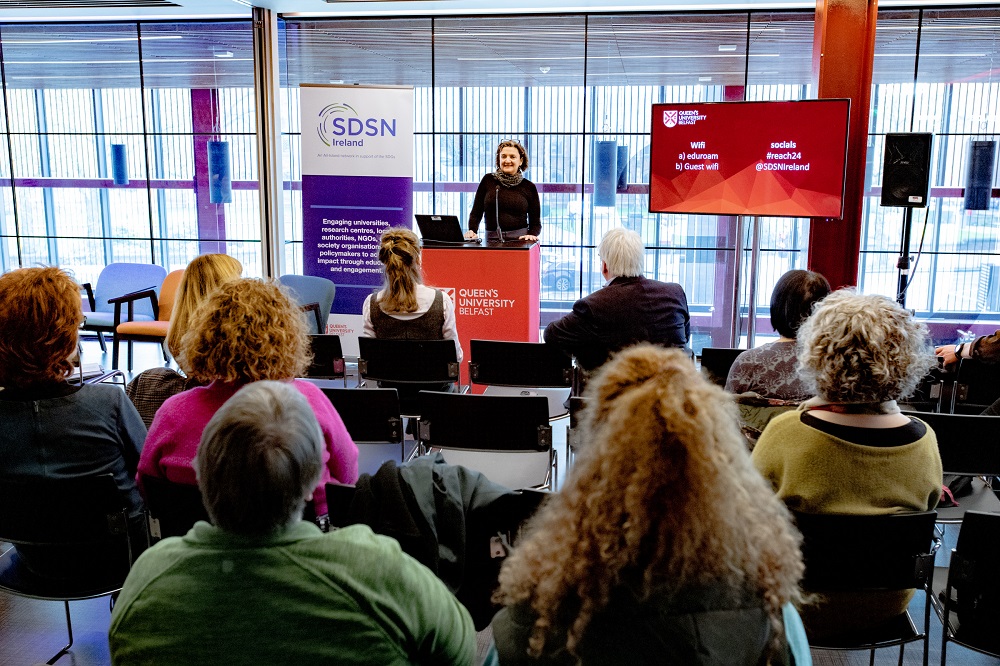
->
[544,226,690,374]
[109,381,475,665]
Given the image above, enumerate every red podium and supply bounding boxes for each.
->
[422,242,540,385]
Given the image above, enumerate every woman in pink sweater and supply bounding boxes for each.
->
[137,278,358,515]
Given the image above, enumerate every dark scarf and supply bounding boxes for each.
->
[492,170,524,187]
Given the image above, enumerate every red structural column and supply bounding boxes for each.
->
[191,88,227,255]
[808,0,878,289]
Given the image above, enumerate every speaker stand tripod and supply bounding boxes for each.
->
[896,207,914,308]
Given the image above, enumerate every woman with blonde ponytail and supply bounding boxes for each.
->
[491,345,807,665]
[362,229,462,407]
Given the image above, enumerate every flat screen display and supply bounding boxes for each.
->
[649,99,850,218]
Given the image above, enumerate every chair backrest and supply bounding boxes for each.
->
[141,475,210,539]
[469,339,573,388]
[94,263,167,318]
[953,358,1000,412]
[950,511,1000,632]
[902,411,1000,476]
[158,269,185,323]
[417,391,551,452]
[325,482,358,529]
[700,347,745,387]
[793,510,938,591]
[358,337,459,384]
[321,387,402,444]
[0,474,130,546]
[306,334,346,379]
[278,274,336,334]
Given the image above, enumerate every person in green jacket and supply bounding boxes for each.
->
[109,380,475,666]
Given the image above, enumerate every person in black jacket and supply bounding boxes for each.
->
[543,227,690,375]
[466,139,541,242]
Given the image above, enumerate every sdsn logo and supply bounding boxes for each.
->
[317,102,397,146]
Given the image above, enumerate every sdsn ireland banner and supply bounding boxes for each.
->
[300,84,413,350]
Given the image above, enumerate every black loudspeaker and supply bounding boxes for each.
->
[964,140,996,211]
[881,133,933,208]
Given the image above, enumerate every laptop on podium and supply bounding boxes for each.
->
[415,214,472,245]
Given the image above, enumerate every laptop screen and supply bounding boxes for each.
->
[414,214,466,243]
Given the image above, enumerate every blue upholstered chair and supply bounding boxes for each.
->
[278,274,337,335]
[80,263,167,353]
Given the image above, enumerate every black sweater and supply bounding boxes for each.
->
[467,174,541,237]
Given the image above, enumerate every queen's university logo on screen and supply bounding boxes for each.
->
[663,110,678,128]
[316,103,398,147]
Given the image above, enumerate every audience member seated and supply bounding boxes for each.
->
[936,328,1000,415]
[490,345,806,665]
[109,381,475,664]
[362,227,462,398]
[726,269,830,400]
[544,228,689,383]
[752,290,942,639]
[137,278,358,515]
[126,253,242,427]
[0,267,147,577]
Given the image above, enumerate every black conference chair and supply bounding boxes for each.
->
[794,510,938,666]
[357,337,461,415]
[565,395,588,466]
[938,511,1000,663]
[699,347,745,387]
[325,474,550,629]
[0,474,140,664]
[305,334,347,385]
[902,411,1000,524]
[416,390,554,490]
[469,339,574,420]
[950,358,1000,414]
[321,387,412,474]
[141,474,211,540]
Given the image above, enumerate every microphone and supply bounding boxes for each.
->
[495,186,505,243]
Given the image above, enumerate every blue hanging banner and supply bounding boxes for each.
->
[594,140,618,207]
[208,140,232,204]
[111,144,129,186]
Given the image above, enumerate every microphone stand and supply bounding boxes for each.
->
[495,185,505,243]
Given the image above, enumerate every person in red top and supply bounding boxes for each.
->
[137,278,358,515]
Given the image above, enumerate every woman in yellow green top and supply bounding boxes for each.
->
[752,289,942,640]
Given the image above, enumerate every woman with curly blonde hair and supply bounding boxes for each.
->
[137,278,358,515]
[491,345,806,665]
[752,289,942,639]
[126,253,243,426]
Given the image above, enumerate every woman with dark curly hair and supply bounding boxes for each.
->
[491,345,806,665]
[465,139,540,242]
[137,278,358,515]
[752,289,942,639]
[0,267,147,576]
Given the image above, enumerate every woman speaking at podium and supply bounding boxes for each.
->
[465,139,541,242]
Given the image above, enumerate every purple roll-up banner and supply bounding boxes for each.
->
[300,85,413,352]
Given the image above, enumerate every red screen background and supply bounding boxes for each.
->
[649,100,850,218]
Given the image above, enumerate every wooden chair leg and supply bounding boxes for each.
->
[96,331,107,352]
[127,340,134,372]
[111,333,120,369]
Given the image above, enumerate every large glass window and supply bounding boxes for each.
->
[0,20,259,283]
[282,11,819,351]
[862,8,1000,344]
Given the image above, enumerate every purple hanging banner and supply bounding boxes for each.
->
[300,84,413,340]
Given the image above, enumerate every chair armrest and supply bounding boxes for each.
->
[81,283,96,312]
[109,287,159,325]
[301,302,323,334]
